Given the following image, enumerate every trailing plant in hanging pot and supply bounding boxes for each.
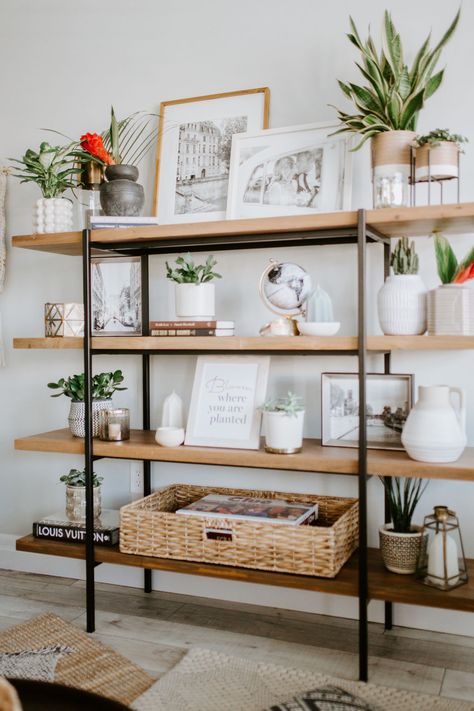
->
[414,129,468,182]
[377,236,427,335]
[60,468,103,522]
[11,142,78,233]
[47,370,126,438]
[166,253,221,320]
[332,10,460,208]
[262,392,305,454]
[379,476,429,574]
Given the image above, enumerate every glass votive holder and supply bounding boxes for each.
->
[99,408,130,441]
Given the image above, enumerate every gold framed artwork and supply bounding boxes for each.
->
[153,87,270,223]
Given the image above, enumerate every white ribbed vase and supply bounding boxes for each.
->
[377,275,427,335]
[34,197,73,234]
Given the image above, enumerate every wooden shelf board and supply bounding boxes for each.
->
[15,536,474,612]
[12,335,474,352]
[14,428,474,481]
[12,204,474,255]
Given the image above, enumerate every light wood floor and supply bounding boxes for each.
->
[1,569,474,704]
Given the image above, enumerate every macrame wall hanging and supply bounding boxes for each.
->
[0,167,8,366]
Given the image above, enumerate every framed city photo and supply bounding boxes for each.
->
[185,355,270,449]
[226,122,352,219]
[321,373,414,451]
[154,87,270,223]
[91,257,142,336]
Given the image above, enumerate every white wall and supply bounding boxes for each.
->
[1,0,473,636]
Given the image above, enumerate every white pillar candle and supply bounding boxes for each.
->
[427,531,460,585]
[107,423,122,439]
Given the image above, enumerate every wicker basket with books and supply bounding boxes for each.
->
[119,484,358,577]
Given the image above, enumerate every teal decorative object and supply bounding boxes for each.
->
[307,286,334,322]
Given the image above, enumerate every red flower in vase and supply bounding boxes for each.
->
[80,133,114,165]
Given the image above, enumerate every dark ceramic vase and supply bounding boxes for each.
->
[100,164,145,216]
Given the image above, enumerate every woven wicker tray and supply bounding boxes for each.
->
[120,484,358,577]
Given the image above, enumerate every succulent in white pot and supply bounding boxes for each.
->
[379,476,429,574]
[60,468,103,522]
[166,253,221,321]
[47,370,126,438]
[262,392,305,454]
[377,237,427,335]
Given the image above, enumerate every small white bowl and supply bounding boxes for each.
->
[155,427,185,447]
[298,321,341,336]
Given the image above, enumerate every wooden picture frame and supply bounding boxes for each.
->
[185,355,270,449]
[153,87,270,223]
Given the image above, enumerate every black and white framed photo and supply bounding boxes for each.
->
[154,88,270,223]
[91,257,142,336]
[321,373,414,451]
[226,122,352,219]
[185,355,270,449]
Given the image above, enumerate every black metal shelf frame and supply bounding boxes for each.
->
[81,210,391,682]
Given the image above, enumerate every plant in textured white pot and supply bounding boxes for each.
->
[377,237,427,335]
[60,468,103,522]
[47,371,126,438]
[262,392,305,454]
[166,253,221,320]
[11,142,77,233]
[379,476,428,574]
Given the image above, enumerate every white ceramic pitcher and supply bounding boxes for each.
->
[401,385,466,463]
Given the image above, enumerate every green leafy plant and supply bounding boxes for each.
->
[165,254,221,284]
[47,371,126,402]
[433,233,474,284]
[10,142,79,198]
[105,106,158,165]
[390,236,419,275]
[414,128,468,148]
[380,476,428,533]
[332,9,460,149]
[263,392,304,417]
[60,468,103,488]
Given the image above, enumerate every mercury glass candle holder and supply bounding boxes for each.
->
[99,408,130,441]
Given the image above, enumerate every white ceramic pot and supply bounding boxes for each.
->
[427,284,474,336]
[66,485,101,522]
[379,524,426,574]
[263,410,304,454]
[68,399,113,438]
[34,197,73,234]
[175,283,215,320]
[377,274,427,335]
[155,426,185,447]
[401,385,466,463]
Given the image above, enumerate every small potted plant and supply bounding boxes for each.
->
[47,370,126,438]
[379,477,428,574]
[10,142,78,233]
[332,10,460,208]
[262,392,305,454]
[414,129,467,182]
[427,233,474,335]
[377,236,427,335]
[166,253,221,320]
[60,468,103,522]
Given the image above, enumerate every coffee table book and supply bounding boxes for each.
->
[175,494,318,525]
[33,510,119,546]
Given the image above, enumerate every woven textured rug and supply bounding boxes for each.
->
[0,613,153,705]
[131,647,473,711]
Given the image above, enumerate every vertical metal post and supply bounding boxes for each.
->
[382,240,393,631]
[141,254,152,594]
[357,210,369,681]
[82,229,95,633]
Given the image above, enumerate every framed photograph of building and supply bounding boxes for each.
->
[91,257,142,336]
[226,122,352,219]
[185,355,270,449]
[154,88,270,223]
[321,373,414,451]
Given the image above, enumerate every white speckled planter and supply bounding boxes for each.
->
[66,485,101,522]
[377,274,427,335]
[68,399,112,438]
[34,197,73,234]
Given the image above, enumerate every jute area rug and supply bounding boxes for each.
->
[131,647,473,711]
[0,613,153,706]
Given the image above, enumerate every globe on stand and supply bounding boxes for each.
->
[259,260,312,336]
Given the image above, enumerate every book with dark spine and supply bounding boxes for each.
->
[32,510,120,546]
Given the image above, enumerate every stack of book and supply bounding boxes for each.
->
[176,494,318,526]
[149,320,235,337]
[90,216,160,229]
[32,510,120,547]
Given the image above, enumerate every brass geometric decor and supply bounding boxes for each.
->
[44,302,84,337]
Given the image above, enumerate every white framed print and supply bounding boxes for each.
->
[321,373,414,451]
[226,122,352,219]
[91,256,142,336]
[185,356,270,449]
[154,88,270,223]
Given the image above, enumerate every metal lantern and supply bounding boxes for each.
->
[416,506,468,591]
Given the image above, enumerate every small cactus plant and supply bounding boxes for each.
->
[390,237,419,275]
